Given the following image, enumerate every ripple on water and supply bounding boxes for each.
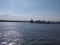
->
[0,30,23,45]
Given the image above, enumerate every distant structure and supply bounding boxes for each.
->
[30,19,34,23]
[35,20,41,23]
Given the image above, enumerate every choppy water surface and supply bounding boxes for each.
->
[0,22,60,45]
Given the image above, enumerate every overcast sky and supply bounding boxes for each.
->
[0,0,60,21]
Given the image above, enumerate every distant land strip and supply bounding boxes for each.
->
[0,20,60,24]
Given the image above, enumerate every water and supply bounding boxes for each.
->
[0,22,60,45]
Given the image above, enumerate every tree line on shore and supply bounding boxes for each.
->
[0,19,60,24]
[30,19,60,24]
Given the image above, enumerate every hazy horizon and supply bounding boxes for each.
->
[0,0,60,21]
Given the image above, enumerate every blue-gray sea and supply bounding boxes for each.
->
[0,22,60,45]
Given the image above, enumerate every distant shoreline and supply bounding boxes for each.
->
[0,20,60,24]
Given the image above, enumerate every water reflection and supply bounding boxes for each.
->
[0,22,60,45]
[0,22,23,45]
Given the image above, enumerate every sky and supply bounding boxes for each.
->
[0,0,60,21]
